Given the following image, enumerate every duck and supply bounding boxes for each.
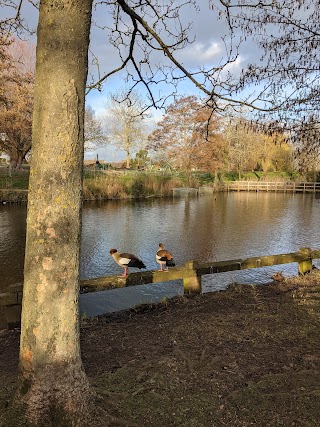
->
[156,243,175,271]
[109,249,146,277]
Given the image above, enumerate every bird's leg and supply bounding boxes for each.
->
[119,267,128,278]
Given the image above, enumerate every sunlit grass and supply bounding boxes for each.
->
[82,171,187,199]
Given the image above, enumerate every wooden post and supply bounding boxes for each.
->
[5,304,21,329]
[183,260,202,295]
[0,284,23,329]
[298,247,312,275]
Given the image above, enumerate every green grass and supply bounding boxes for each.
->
[0,167,30,189]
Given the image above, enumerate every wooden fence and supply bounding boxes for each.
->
[1,247,318,329]
[224,181,320,193]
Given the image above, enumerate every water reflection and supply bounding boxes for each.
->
[80,192,320,274]
[1,193,320,316]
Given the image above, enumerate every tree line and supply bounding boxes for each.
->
[0,39,314,180]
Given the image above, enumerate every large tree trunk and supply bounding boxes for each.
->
[17,1,94,425]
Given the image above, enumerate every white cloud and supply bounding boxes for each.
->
[176,40,222,66]
[223,55,244,74]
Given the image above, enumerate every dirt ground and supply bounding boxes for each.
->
[1,271,320,426]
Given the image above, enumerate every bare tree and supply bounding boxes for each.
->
[105,88,148,168]
[0,35,14,106]
[292,116,320,180]
[224,117,293,179]
[224,118,254,179]
[84,106,108,152]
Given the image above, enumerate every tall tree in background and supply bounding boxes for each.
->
[224,117,293,178]
[105,89,148,168]
[148,96,225,176]
[224,119,253,180]
[0,35,13,106]
[192,115,227,174]
[0,38,34,169]
[84,106,108,152]
[292,116,320,180]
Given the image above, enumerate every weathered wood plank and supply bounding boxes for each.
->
[196,252,311,275]
[80,265,193,293]
[0,248,316,309]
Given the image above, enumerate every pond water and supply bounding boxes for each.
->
[1,192,320,316]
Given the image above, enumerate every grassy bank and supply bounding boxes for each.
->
[0,167,309,203]
[1,271,320,426]
[82,170,198,200]
[0,168,201,201]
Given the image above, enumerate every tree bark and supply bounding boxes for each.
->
[17,1,94,425]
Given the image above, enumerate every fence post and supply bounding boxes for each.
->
[183,260,202,295]
[5,304,21,329]
[298,247,312,275]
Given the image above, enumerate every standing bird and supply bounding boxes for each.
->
[109,249,146,277]
[156,243,176,271]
